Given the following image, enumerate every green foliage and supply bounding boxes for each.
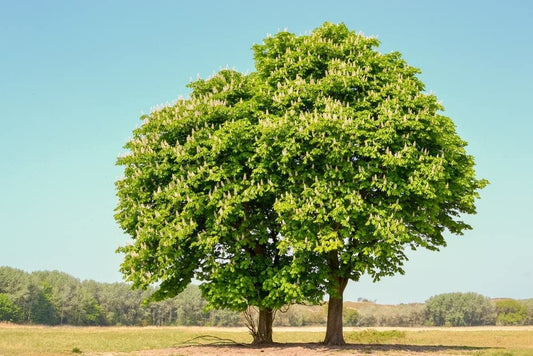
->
[343,307,359,326]
[495,299,528,326]
[0,266,31,322]
[250,22,487,297]
[425,292,495,326]
[1,267,521,329]
[207,308,242,326]
[31,270,80,325]
[0,267,28,297]
[29,281,60,325]
[0,293,20,322]
[0,267,241,327]
[173,283,207,325]
[519,299,533,325]
[115,22,486,321]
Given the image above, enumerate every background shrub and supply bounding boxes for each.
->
[425,292,496,326]
[495,299,528,325]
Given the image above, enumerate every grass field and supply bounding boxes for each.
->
[0,324,532,355]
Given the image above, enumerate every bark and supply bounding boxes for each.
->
[324,284,347,345]
[324,249,348,345]
[253,308,274,344]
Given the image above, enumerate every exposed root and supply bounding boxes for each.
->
[179,335,248,347]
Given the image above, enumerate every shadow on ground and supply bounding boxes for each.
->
[286,342,492,352]
[240,342,491,351]
[167,342,496,355]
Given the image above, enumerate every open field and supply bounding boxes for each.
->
[1,324,532,356]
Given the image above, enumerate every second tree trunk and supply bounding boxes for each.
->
[254,308,274,344]
[324,276,348,345]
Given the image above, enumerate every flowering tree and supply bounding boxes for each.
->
[115,23,487,345]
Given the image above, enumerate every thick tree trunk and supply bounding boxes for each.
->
[324,248,348,345]
[253,308,274,344]
[324,289,346,345]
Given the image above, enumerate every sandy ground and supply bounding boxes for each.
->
[89,343,491,356]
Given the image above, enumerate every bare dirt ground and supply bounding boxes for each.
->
[119,344,486,356]
[88,344,490,356]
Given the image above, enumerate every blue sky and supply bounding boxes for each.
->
[1,0,531,304]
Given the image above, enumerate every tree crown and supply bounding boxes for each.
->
[115,22,487,308]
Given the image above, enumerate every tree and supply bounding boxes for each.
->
[27,280,59,325]
[425,292,495,326]
[0,267,31,322]
[173,284,207,326]
[522,299,533,325]
[250,23,487,344]
[115,22,486,345]
[31,270,79,325]
[69,283,106,326]
[495,299,528,325]
[343,307,359,326]
[0,293,20,322]
[116,70,321,343]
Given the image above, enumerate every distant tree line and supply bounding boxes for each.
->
[0,267,531,327]
[0,267,240,326]
[346,293,532,327]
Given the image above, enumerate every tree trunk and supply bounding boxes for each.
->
[253,308,274,344]
[324,291,345,345]
[324,275,348,345]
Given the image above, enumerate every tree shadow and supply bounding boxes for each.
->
[285,342,494,353]
[176,335,496,356]
[179,342,496,354]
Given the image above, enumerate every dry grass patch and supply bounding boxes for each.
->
[0,325,251,355]
[0,325,532,355]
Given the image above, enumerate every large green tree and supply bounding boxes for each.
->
[250,23,486,344]
[115,69,322,343]
[115,23,486,345]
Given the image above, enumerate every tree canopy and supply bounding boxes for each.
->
[425,292,495,326]
[115,22,487,345]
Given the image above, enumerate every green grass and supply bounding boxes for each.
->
[344,328,533,356]
[403,329,533,356]
[0,325,531,355]
[0,325,252,355]
[345,329,406,344]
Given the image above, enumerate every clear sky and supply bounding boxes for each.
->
[1,0,531,304]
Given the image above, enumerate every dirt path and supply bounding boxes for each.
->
[89,343,490,356]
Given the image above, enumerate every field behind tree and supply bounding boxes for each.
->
[1,324,532,355]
